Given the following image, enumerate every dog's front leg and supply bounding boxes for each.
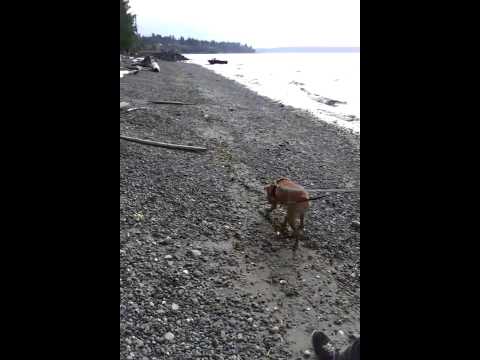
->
[263,202,277,218]
[266,202,277,213]
[292,234,300,251]
[280,214,289,235]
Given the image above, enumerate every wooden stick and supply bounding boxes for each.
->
[308,188,360,192]
[126,107,148,112]
[120,135,207,152]
[150,100,195,105]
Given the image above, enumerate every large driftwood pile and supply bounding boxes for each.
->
[120,55,160,74]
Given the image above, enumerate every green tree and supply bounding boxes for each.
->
[120,0,137,52]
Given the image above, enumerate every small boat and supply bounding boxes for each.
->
[208,58,228,65]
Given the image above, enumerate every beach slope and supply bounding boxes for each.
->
[120,60,360,359]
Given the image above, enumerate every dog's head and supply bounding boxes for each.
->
[264,180,279,203]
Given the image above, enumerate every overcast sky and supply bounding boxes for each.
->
[129,0,359,48]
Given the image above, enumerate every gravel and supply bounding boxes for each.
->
[120,60,360,359]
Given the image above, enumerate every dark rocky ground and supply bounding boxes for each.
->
[120,60,360,360]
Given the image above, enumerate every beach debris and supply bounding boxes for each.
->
[150,100,195,105]
[314,96,347,107]
[133,212,144,221]
[120,135,207,152]
[208,58,228,64]
[120,69,139,78]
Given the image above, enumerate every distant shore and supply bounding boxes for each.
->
[255,46,360,53]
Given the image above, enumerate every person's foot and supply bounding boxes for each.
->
[311,331,337,360]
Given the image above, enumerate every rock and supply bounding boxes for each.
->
[190,249,202,257]
[271,326,280,333]
[164,255,173,260]
[193,270,202,277]
[349,331,360,340]
[351,220,360,231]
[120,101,130,110]
[164,332,175,341]
[303,349,312,358]
[171,303,179,311]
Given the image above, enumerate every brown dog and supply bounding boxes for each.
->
[264,178,310,250]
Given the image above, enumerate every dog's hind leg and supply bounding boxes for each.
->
[280,217,288,235]
[298,211,306,240]
[299,212,305,231]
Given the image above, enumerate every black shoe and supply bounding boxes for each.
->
[311,331,337,360]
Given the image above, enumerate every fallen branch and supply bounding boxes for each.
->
[120,135,207,152]
[150,100,195,105]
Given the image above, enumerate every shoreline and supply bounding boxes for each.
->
[120,60,360,359]
[186,53,360,134]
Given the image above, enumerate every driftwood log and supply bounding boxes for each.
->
[138,56,160,72]
[120,135,207,152]
[151,61,160,72]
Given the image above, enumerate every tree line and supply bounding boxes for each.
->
[140,34,255,54]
